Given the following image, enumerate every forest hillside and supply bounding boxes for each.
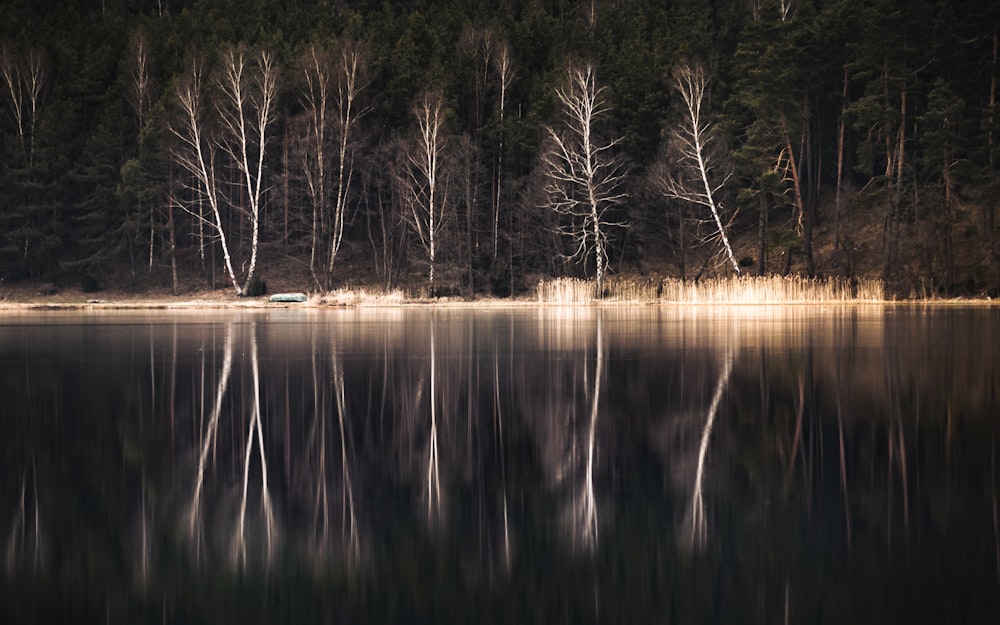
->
[1,0,998,298]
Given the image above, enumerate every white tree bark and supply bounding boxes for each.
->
[493,41,513,261]
[124,28,166,280]
[216,46,277,295]
[400,91,449,295]
[298,41,367,289]
[0,45,26,160]
[541,61,627,296]
[171,56,241,293]
[126,29,153,129]
[655,63,741,274]
[1,45,46,167]
[299,44,332,285]
[171,47,277,296]
[23,49,44,168]
[329,41,366,276]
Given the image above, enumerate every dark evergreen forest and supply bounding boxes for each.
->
[1,0,998,297]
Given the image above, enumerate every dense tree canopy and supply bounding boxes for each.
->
[1,0,998,296]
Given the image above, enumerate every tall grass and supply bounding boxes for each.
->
[320,287,410,306]
[536,275,885,304]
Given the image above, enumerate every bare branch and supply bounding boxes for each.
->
[170,47,277,296]
[653,62,740,274]
[126,28,154,128]
[400,91,450,294]
[540,61,628,294]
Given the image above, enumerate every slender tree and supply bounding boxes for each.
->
[171,47,278,296]
[123,27,173,289]
[297,44,331,286]
[329,41,366,277]
[215,46,277,294]
[297,41,367,289]
[0,44,46,167]
[400,91,450,296]
[0,44,26,162]
[171,55,233,290]
[653,62,740,275]
[541,61,627,296]
[457,26,494,273]
[493,40,513,263]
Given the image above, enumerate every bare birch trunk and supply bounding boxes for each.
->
[541,61,627,293]
[402,92,448,296]
[493,42,513,262]
[216,47,277,295]
[988,27,997,244]
[835,64,848,253]
[171,48,277,296]
[656,63,739,274]
[329,42,365,277]
[171,57,242,294]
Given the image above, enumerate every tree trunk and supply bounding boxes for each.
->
[988,27,997,249]
[168,201,178,296]
[678,202,687,281]
[943,148,954,293]
[593,203,605,297]
[657,63,738,274]
[493,42,512,263]
[541,62,627,292]
[757,196,768,276]
[835,63,849,253]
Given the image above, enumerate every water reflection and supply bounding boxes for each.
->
[685,349,733,549]
[535,309,605,551]
[2,306,999,623]
[5,462,45,575]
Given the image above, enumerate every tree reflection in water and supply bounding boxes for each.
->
[5,463,45,575]
[686,349,733,549]
[182,322,277,569]
[425,314,443,523]
[2,307,1000,623]
[232,323,277,567]
[186,322,233,561]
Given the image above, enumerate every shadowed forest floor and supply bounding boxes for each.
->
[2,192,998,306]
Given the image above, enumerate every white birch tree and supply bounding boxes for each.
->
[126,29,154,130]
[541,61,627,296]
[124,28,176,290]
[170,47,278,296]
[216,46,277,294]
[0,44,46,167]
[654,62,741,274]
[297,40,367,289]
[171,55,236,292]
[298,44,332,287]
[329,41,365,276]
[493,41,513,262]
[400,91,450,296]
[0,44,26,161]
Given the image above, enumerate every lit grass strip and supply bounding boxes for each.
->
[536,276,885,304]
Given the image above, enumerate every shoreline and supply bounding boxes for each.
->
[1,276,996,310]
[2,294,997,311]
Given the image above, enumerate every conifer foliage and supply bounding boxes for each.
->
[0,0,998,296]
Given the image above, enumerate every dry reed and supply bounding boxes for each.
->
[536,275,885,304]
[321,287,410,306]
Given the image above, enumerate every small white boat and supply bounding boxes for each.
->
[268,292,308,303]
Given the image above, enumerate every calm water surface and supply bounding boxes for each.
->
[2,305,999,624]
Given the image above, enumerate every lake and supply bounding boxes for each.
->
[2,305,999,624]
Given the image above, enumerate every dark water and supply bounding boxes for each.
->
[2,305,999,624]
